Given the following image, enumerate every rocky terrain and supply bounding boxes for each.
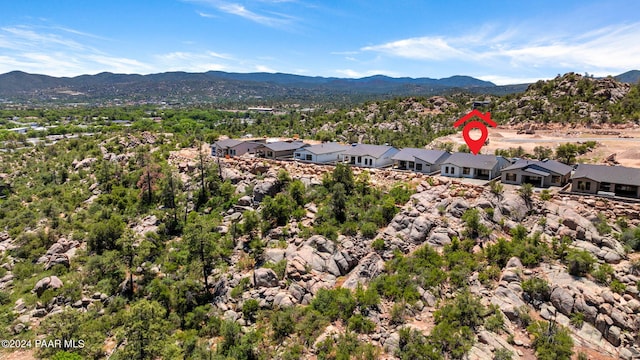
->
[64,152,640,357]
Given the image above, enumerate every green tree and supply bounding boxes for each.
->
[527,320,573,360]
[565,249,595,276]
[462,208,489,239]
[533,146,553,160]
[87,215,125,254]
[331,182,347,223]
[555,143,578,164]
[118,300,171,360]
[332,162,354,195]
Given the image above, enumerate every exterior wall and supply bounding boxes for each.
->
[441,164,464,177]
[232,141,261,156]
[342,148,398,168]
[294,149,343,163]
[378,148,399,167]
[571,178,599,194]
[501,171,520,185]
[502,169,570,187]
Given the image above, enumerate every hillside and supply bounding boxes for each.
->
[490,72,640,125]
[0,131,640,359]
[0,70,506,105]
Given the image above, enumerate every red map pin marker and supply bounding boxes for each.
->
[453,110,496,155]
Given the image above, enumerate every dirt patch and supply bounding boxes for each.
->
[0,350,37,360]
[433,126,640,168]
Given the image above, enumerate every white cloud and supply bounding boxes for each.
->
[362,36,466,60]
[255,64,276,72]
[334,69,399,78]
[197,11,217,18]
[361,22,640,75]
[186,0,296,28]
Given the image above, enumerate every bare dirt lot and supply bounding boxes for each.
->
[434,127,640,167]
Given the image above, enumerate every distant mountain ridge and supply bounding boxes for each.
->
[0,70,636,105]
[0,70,501,104]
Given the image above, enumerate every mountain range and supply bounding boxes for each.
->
[0,70,636,105]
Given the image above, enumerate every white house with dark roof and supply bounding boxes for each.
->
[294,143,350,164]
[501,159,573,187]
[339,144,399,168]
[440,153,510,180]
[392,148,450,174]
[211,138,265,157]
[255,141,308,160]
[571,164,640,198]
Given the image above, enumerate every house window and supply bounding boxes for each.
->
[357,156,362,163]
[416,163,423,171]
[408,161,415,169]
[267,151,273,157]
[617,185,635,192]
[306,154,313,161]
[505,173,516,181]
[295,153,301,158]
[578,181,591,191]
[551,175,560,183]
[230,149,236,156]
[462,167,471,175]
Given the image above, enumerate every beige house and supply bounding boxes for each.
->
[571,164,640,198]
[501,159,572,187]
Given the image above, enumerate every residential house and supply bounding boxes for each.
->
[339,144,399,168]
[294,143,350,164]
[392,148,450,173]
[571,164,640,198]
[501,159,572,187]
[211,138,265,157]
[440,153,509,180]
[255,141,308,160]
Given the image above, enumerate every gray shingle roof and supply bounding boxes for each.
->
[442,152,501,170]
[392,148,450,164]
[299,143,350,155]
[214,138,243,149]
[572,164,640,186]
[502,159,572,175]
[261,141,307,152]
[342,144,397,158]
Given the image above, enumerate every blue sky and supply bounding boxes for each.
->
[0,0,638,84]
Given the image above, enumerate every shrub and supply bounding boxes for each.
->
[494,348,514,360]
[271,308,295,341]
[263,260,287,280]
[485,312,505,333]
[610,279,627,294]
[527,320,574,360]
[594,212,612,235]
[592,263,614,284]
[462,208,489,239]
[311,288,356,322]
[570,312,584,328]
[360,222,378,239]
[515,306,532,328]
[390,303,406,325]
[341,221,358,236]
[478,265,501,286]
[242,299,260,321]
[522,277,551,305]
[347,314,376,334]
[371,238,385,251]
[489,180,504,196]
[565,249,596,276]
[540,189,552,201]
[621,227,640,251]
